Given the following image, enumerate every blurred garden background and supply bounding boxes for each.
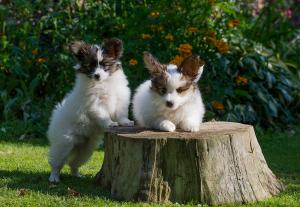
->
[0,0,300,206]
[0,0,300,135]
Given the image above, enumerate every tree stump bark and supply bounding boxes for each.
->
[95,121,284,205]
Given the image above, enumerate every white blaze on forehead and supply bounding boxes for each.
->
[166,64,178,74]
[94,45,103,62]
[166,64,185,89]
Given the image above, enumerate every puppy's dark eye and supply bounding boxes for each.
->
[98,61,105,67]
[176,86,189,93]
[176,88,183,93]
[98,61,110,71]
[160,87,167,94]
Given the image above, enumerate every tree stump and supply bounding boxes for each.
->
[95,121,284,205]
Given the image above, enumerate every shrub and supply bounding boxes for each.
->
[244,0,300,81]
[0,0,299,137]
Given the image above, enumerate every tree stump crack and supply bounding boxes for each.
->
[229,134,246,203]
[195,140,204,203]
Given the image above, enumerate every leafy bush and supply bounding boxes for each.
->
[244,0,300,81]
[0,0,299,137]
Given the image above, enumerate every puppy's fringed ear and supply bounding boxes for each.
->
[69,41,91,61]
[178,55,205,82]
[103,38,123,59]
[143,52,166,77]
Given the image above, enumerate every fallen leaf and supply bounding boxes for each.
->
[67,187,81,197]
[18,188,30,196]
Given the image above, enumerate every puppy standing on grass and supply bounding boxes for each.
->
[47,38,134,183]
[133,52,205,132]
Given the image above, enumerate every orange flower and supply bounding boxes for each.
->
[170,55,184,66]
[150,11,160,17]
[32,49,38,55]
[209,0,216,4]
[212,101,225,110]
[236,76,248,85]
[165,33,174,41]
[187,27,199,33]
[142,33,152,40]
[205,33,229,54]
[37,58,46,64]
[178,43,193,54]
[205,30,216,38]
[228,19,240,28]
[129,59,138,66]
[215,40,229,54]
[205,36,217,46]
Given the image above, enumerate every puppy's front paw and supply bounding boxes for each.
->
[181,122,200,132]
[109,121,119,127]
[159,120,176,132]
[49,172,60,183]
[119,118,134,127]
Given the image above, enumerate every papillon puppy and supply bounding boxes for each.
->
[47,38,134,183]
[133,52,205,132]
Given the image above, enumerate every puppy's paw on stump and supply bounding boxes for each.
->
[181,122,200,132]
[108,121,119,127]
[119,118,135,127]
[159,120,176,132]
[95,121,284,205]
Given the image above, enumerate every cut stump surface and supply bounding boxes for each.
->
[95,121,284,205]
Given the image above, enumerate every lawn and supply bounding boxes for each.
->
[0,124,299,207]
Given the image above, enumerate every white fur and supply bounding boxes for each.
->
[47,67,133,183]
[94,45,103,62]
[133,64,205,132]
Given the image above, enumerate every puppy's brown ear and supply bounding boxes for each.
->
[178,55,205,81]
[103,38,123,59]
[69,41,91,61]
[143,52,166,77]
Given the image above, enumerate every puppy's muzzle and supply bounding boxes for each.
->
[94,74,100,80]
[166,101,174,108]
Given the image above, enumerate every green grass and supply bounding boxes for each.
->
[0,123,299,207]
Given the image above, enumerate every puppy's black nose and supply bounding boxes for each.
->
[94,74,100,80]
[166,101,174,108]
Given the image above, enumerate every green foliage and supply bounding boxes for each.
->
[244,0,300,80]
[205,34,300,127]
[0,0,299,134]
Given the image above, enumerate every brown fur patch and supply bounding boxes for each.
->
[176,82,197,96]
[104,60,121,74]
[178,55,205,81]
[143,52,167,77]
[103,38,123,59]
[70,41,92,61]
[150,73,168,95]
[70,40,121,77]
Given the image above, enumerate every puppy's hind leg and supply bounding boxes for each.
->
[48,137,74,183]
[68,136,101,177]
